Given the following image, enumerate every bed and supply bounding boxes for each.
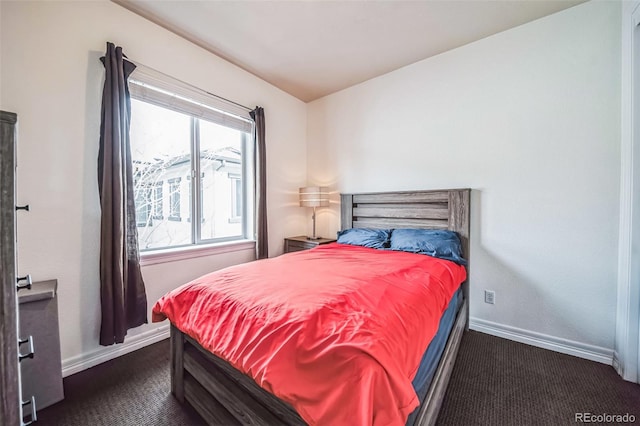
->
[157,188,470,426]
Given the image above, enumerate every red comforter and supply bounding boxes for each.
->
[152,243,466,425]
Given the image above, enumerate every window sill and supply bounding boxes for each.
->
[140,239,255,266]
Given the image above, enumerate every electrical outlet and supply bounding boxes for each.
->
[484,290,495,305]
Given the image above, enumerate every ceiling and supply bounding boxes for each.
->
[114,0,585,103]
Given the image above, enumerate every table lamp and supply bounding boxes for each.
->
[299,186,329,240]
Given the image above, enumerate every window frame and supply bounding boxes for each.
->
[186,171,204,224]
[129,66,256,254]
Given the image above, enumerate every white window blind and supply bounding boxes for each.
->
[128,65,253,133]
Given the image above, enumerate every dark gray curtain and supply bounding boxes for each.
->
[250,107,268,259]
[98,42,148,346]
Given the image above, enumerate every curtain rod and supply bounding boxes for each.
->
[123,57,253,113]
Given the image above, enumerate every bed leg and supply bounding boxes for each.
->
[170,324,185,403]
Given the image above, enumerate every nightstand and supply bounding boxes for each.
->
[284,236,336,253]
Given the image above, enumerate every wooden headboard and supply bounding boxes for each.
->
[340,189,470,261]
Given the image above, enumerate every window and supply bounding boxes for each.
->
[229,173,242,223]
[168,178,182,222]
[153,182,163,220]
[135,186,152,227]
[129,67,255,251]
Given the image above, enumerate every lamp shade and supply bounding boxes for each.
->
[299,186,329,207]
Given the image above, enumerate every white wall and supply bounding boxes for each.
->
[308,1,621,354]
[0,1,307,370]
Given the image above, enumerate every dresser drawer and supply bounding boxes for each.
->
[284,236,336,254]
[285,241,313,252]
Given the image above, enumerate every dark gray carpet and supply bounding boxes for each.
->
[37,331,640,425]
[37,339,205,426]
[436,332,640,425]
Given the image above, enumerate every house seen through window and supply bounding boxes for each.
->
[129,71,254,251]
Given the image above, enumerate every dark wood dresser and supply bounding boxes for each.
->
[1,110,37,425]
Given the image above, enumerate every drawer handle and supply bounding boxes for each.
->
[15,204,30,212]
[18,335,35,361]
[21,395,37,425]
[16,274,32,291]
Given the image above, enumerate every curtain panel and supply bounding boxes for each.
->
[251,107,268,260]
[98,42,148,346]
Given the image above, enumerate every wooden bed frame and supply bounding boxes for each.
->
[170,188,470,425]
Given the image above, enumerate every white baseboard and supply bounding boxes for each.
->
[469,317,613,365]
[61,324,170,377]
[613,351,623,376]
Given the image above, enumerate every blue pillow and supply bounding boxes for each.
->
[390,229,467,265]
[336,228,391,249]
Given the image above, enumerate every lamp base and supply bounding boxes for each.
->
[306,236,322,241]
